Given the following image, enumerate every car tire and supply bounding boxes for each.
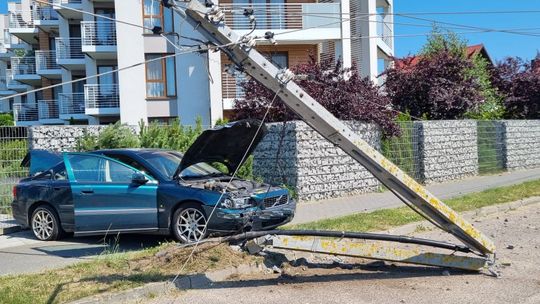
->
[172,203,208,244]
[31,205,62,241]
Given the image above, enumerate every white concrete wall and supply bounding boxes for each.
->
[115,0,147,125]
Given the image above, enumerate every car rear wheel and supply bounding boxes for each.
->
[31,206,61,241]
[172,203,208,243]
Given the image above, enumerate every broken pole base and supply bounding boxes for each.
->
[266,235,490,272]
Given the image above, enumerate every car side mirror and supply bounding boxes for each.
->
[132,172,149,185]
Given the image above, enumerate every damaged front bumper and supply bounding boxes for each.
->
[204,199,297,234]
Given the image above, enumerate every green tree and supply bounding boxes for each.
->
[420,26,504,120]
[420,26,467,58]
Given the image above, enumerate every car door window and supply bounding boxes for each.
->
[68,154,139,183]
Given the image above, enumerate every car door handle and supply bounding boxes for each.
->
[81,190,94,195]
[53,187,62,191]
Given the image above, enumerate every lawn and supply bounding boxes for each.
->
[0,243,261,304]
[288,179,540,232]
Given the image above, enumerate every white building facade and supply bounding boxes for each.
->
[0,0,394,126]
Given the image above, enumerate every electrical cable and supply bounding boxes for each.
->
[170,89,282,285]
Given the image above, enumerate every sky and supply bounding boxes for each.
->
[1,0,538,61]
[393,0,540,62]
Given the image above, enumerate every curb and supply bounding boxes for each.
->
[0,225,21,236]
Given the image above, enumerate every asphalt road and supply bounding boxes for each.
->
[152,202,540,304]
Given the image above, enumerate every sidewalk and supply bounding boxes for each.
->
[291,167,540,225]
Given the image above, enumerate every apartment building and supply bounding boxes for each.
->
[1,0,394,126]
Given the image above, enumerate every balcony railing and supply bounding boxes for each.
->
[85,84,120,109]
[9,12,34,29]
[52,0,83,4]
[14,104,38,122]
[377,14,393,49]
[8,6,59,29]
[36,50,60,71]
[38,100,60,120]
[33,6,59,22]
[56,38,84,60]
[81,21,117,47]
[221,3,341,30]
[5,69,22,87]
[59,93,85,115]
[11,57,37,76]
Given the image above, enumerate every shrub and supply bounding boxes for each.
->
[76,122,139,151]
[491,55,540,119]
[0,113,14,126]
[139,117,203,152]
[385,50,482,120]
[233,56,399,136]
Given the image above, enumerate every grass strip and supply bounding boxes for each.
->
[288,179,540,232]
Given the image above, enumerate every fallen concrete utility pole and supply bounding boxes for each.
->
[166,0,496,270]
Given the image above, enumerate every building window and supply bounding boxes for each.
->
[262,52,288,69]
[145,54,176,98]
[143,0,173,34]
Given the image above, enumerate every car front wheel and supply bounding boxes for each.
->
[31,205,61,241]
[172,203,208,243]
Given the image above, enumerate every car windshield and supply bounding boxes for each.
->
[141,151,224,180]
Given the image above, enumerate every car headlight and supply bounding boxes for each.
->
[220,197,252,209]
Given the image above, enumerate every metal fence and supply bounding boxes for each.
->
[0,127,28,228]
[0,120,538,227]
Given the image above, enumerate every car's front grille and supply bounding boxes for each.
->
[263,195,288,208]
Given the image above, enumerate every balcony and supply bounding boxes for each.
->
[8,7,59,43]
[0,76,16,96]
[84,84,120,116]
[11,57,41,86]
[81,21,117,59]
[3,29,26,51]
[5,69,28,92]
[56,38,85,69]
[33,5,60,32]
[52,0,83,19]
[8,11,38,44]
[36,50,62,79]
[14,103,39,125]
[38,100,63,124]
[59,93,87,120]
[221,2,342,43]
[376,14,393,50]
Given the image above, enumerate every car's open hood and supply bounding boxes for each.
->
[176,119,267,178]
[21,150,63,176]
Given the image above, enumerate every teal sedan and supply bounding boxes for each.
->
[12,120,296,243]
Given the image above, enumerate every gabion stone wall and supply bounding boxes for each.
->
[253,121,381,202]
[414,120,479,184]
[28,125,138,152]
[503,120,540,170]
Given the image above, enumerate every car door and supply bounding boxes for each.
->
[63,153,158,234]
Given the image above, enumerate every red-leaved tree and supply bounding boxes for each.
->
[232,56,399,136]
[491,55,540,119]
[384,50,483,120]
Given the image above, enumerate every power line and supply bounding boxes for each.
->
[396,13,540,38]
[2,46,210,102]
